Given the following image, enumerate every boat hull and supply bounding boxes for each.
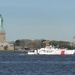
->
[28,49,75,55]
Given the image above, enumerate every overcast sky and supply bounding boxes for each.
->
[0,0,75,42]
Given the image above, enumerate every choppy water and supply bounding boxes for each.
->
[0,52,75,75]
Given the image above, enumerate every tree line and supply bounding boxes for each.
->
[13,39,75,50]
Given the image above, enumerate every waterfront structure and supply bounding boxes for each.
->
[0,14,14,50]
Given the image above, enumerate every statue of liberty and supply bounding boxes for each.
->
[0,14,4,31]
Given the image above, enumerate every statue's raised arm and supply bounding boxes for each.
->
[0,14,4,31]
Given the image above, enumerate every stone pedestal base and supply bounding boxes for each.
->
[0,31,14,50]
[0,31,6,43]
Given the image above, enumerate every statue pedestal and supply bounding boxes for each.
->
[0,31,14,50]
[0,31,6,43]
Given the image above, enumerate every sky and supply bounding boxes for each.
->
[0,0,75,42]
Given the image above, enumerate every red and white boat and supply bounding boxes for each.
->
[37,46,75,55]
[28,45,75,55]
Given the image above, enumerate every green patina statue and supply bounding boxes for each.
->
[0,14,4,31]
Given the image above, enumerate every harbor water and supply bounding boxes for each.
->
[0,52,75,75]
